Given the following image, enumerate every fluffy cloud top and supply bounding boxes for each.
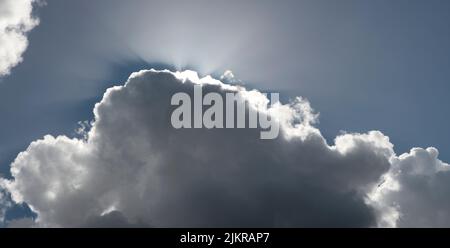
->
[370,147,450,227]
[0,0,39,77]
[0,69,448,227]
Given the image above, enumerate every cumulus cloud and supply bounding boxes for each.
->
[0,0,40,77]
[0,69,448,227]
[370,147,450,227]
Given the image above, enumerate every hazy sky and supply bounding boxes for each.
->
[1,0,450,227]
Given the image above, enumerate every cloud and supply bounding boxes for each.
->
[369,147,450,227]
[0,69,448,227]
[0,0,40,77]
[0,69,392,227]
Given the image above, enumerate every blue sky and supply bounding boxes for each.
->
[1,0,450,227]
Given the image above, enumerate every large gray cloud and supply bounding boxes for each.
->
[0,70,391,227]
[0,69,448,227]
[0,0,40,77]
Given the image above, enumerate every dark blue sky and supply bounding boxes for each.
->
[1,0,450,179]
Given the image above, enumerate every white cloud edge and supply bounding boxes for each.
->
[0,0,41,77]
